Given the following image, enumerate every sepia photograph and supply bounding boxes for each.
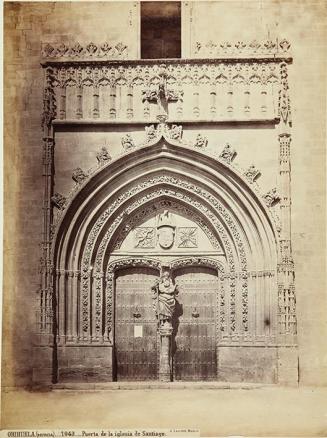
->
[2,0,327,435]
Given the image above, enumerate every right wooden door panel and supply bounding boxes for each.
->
[172,266,218,381]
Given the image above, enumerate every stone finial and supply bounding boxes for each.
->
[51,192,67,210]
[243,165,261,183]
[194,134,208,148]
[96,146,111,165]
[72,167,88,184]
[263,188,281,207]
[219,143,237,163]
[121,134,135,151]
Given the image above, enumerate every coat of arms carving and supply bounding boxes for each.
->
[157,210,175,249]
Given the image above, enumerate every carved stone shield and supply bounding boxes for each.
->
[157,226,175,249]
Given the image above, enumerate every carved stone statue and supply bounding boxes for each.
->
[152,271,178,327]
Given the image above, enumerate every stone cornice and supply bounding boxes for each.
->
[41,56,292,68]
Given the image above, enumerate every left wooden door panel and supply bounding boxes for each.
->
[114,267,159,381]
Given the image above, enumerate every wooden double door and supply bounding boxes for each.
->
[114,265,218,381]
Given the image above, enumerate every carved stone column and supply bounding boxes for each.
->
[159,321,173,382]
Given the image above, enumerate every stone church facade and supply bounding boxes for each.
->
[5,1,327,388]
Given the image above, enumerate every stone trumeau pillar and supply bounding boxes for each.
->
[276,61,298,385]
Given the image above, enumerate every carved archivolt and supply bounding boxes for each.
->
[77,170,255,336]
[80,186,239,336]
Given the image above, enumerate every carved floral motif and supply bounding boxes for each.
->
[121,134,135,150]
[219,143,237,164]
[72,167,88,184]
[42,42,128,59]
[193,39,291,57]
[96,146,112,165]
[51,193,67,210]
[263,188,281,207]
[279,62,291,125]
[177,227,198,248]
[113,200,221,252]
[134,227,156,248]
[145,125,158,142]
[167,124,183,141]
[243,165,261,183]
[193,134,208,148]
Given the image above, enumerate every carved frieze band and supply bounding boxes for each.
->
[45,61,285,122]
[42,42,128,60]
[193,39,291,58]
